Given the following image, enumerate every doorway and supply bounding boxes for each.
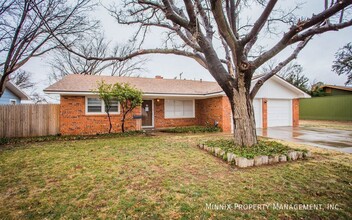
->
[142,100,154,127]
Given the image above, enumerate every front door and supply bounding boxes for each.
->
[142,100,153,127]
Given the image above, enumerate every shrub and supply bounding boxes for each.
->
[203,139,306,159]
[159,126,221,133]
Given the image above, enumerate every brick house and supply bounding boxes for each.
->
[44,74,310,135]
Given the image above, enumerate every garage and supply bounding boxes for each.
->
[250,75,310,129]
[230,75,310,133]
[267,99,292,127]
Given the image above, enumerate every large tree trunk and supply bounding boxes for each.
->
[231,74,258,147]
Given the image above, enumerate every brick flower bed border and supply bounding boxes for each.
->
[197,144,312,168]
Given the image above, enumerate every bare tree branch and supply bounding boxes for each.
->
[250,37,312,99]
[241,0,278,46]
[0,0,98,97]
[252,0,351,69]
[210,0,239,65]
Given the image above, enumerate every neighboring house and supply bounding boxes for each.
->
[0,81,30,105]
[44,74,310,135]
[321,85,352,96]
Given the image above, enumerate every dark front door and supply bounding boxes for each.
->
[142,100,153,127]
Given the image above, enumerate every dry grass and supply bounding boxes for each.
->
[300,120,352,131]
[0,134,351,219]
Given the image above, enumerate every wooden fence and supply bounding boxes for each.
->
[0,104,60,138]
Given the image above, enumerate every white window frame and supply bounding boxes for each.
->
[164,99,195,119]
[85,96,120,115]
[9,99,17,105]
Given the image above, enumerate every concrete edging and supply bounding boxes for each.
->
[197,144,311,168]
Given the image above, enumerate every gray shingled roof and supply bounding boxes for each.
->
[44,74,223,95]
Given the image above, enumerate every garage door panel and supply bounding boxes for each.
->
[253,99,262,128]
[267,99,292,127]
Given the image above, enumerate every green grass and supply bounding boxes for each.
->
[159,125,221,133]
[204,139,307,159]
[0,134,351,219]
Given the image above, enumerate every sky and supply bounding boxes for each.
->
[22,0,351,102]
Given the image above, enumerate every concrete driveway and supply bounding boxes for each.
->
[257,126,352,153]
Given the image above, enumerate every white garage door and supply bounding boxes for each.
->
[253,99,262,128]
[267,99,292,127]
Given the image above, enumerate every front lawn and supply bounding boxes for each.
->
[0,134,351,219]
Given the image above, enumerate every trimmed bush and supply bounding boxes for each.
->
[159,126,221,133]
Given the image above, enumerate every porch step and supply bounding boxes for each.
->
[143,128,157,136]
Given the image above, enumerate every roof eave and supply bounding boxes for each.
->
[252,75,311,98]
[44,90,226,98]
[7,81,31,100]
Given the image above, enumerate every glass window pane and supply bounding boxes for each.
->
[87,97,102,113]
[183,100,193,117]
[109,105,119,112]
[109,99,119,105]
[105,99,119,112]
[88,106,102,112]
[164,99,195,118]
[183,100,193,111]
[175,105,183,116]
[165,100,174,117]
[88,98,101,106]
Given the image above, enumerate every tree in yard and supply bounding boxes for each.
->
[10,69,49,103]
[96,81,116,133]
[10,70,35,90]
[59,0,352,146]
[332,42,352,85]
[0,0,98,97]
[49,34,146,82]
[113,83,142,133]
[95,81,142,133]
[272,63,310,92]
[310,81,327,97]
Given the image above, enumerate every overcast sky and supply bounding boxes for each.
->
[22,0,351,101]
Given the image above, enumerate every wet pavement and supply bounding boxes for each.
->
[257,126,352,153]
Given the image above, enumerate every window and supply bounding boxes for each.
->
[9,99,17,105]
[165,99,195,118]
[87,98,102,113]
[86,97,119,114]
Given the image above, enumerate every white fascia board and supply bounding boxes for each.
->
[142,92,225,99]
[273,77,311,98]
[44,91,226,99]
[44,91,96,95]
[7,81,31,100]
[252,75,311,98]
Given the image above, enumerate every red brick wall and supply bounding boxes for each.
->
[60,96,141,135]
[262,98,268,128]
[221,97,232,132]
[292,99,299,127]
[197,97,232,132]
[60,96,232,135]
[198,98,222,127]
[153,97,231,132]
